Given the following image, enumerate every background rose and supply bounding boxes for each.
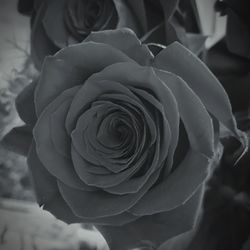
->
[2,29,247,249]
[18,0,204,69]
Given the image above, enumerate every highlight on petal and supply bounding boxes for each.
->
[84,28,153,65]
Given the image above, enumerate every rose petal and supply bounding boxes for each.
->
[34,87,96,191]
[99,186,202,248]
[153,42,244,141]
[129,87,171,165]
[1,125,33,156]
[71,146,112,176]
[103,122,161,195]
[84,28,153,65]
[16,80,37,126]
[31,1,58,69]
[50,99,72,158]
[57,168,161,218]
[156,69,214,158]
[71,89,158,174]
[44,192,139,226]
[27,140,58,206]
[113,2,142,36]
[43,0,69,48]
[129,150,209,215]
[35,42,133,115]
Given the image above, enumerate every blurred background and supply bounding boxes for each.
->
[0,1,108,249]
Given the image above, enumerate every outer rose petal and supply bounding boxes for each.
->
[129,150,209,215]
[29,143,139,226]
[34,87,95,191]
[44,192,139,226]
[98,186,203,249]
[15,80,37,126]
[153,42,247,144]
[113,0,142,36]
[31,0,58,69]
[35,42,134,115]
[84,28,153,65]
[155,69,214,158]
[50,99,72,158]
[42,0,69,48]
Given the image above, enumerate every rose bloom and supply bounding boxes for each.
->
[3,29,246,248]
[18,0,202,69]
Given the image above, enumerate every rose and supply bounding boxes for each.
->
[18,0,204,69]
[18,0,173,69]
[2,29,247,249]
